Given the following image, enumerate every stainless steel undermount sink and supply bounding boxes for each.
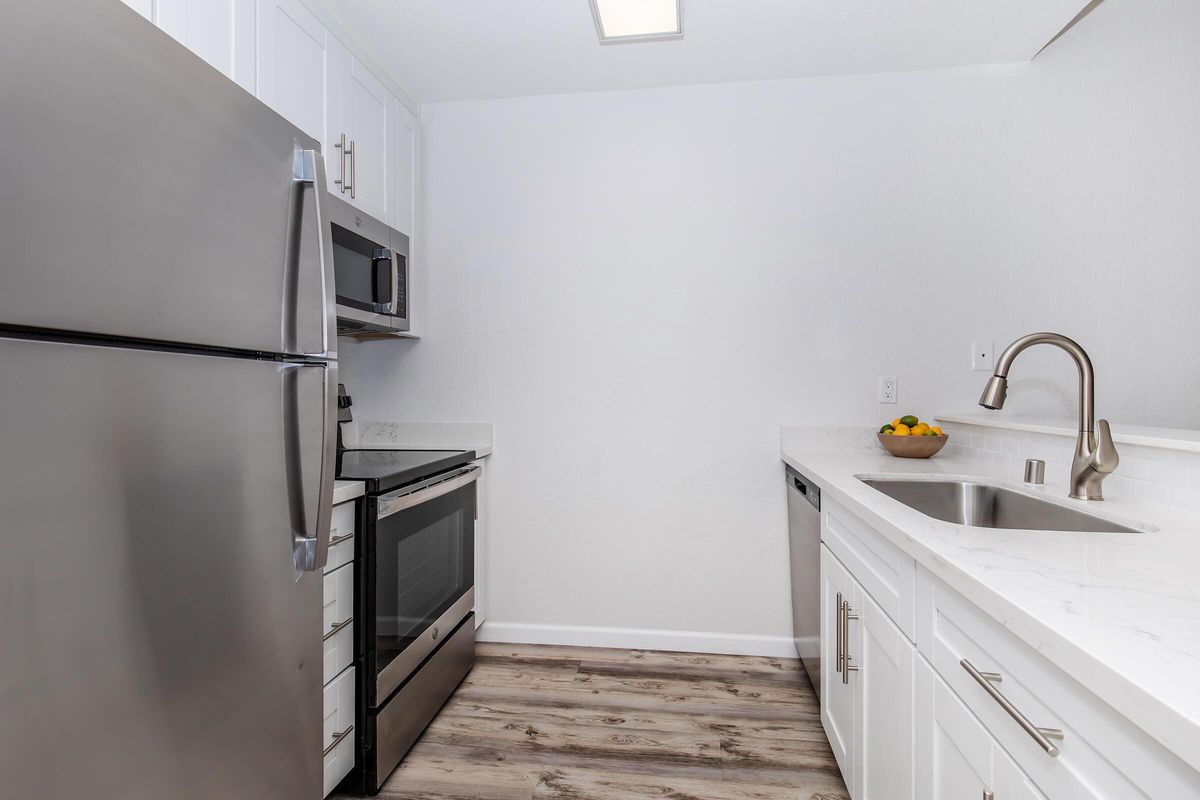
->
[859,477,1146,533]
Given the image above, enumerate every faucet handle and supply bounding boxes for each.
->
[1090,419,1120,475]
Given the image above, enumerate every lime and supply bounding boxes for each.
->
[899,414,919,427]
[880,424,895,434]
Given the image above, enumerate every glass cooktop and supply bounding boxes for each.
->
[336,449,475,494]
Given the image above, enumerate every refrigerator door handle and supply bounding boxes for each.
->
[288,146,337,359]
[285,362,337,572]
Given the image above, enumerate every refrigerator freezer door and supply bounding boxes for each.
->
[0,0,336,359]
[0,336,328,799]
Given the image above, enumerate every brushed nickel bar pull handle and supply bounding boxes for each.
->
[323,618,352,641]
[984,791,994,800]
[348,139,356,199]
[961,658,1064,757]
[334,133,348,193]
[842,600,859,685]
[329,530,354,546]
[323,725,353,757]
[835,592,844,675]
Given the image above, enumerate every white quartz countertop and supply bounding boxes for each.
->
[780,443,1200,773]
[333,480,365,505]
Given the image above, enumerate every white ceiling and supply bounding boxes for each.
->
[328,0,1091,104]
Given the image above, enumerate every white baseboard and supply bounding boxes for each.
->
[477,621,797,658]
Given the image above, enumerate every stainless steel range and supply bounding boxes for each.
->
[335,390,478,794]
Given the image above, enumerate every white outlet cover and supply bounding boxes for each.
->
[879,375,897,404]
[972,339,995,372]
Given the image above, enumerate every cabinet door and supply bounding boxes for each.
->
[337,46,391,222]
[916,656,995,799]
[857,588,915,800]
[157,0,255,92]
[121,0,153,20]
[391,99,417,236]
[994,747,1049,800]
[256,0,329,143]
[821,545,857,795]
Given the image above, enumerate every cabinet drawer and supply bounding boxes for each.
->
[822,499,915,640]
[324,501,357,574]
[323,665,356,797]
[919,571,1200,799]
[323,563,354,683]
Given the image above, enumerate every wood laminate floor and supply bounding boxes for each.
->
[369,643,850,800]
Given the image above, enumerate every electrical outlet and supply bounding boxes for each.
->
[879,376,897,404]
[972,339,995,372]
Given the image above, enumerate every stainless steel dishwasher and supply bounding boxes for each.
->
[786,466,822,698]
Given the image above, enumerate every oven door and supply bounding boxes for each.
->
[368,466,478,707]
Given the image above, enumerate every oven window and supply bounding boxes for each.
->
[374,482,474,681]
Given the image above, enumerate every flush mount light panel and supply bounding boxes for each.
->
[589,0,683,43]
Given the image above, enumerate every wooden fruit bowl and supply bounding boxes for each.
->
[877,433,948,458]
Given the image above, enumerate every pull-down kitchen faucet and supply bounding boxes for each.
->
[978,332,1119,500]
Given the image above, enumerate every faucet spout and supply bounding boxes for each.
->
[979,332,1117,500]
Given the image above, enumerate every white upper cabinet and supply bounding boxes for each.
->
[256,0,329,143]
[326,35,395,224]
[391,100,417,237]
[120,0,153,21]
[121,0,422,327]
[157,0,256,93]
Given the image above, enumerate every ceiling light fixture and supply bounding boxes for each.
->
[589,0,682,44]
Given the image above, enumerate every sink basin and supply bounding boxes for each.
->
[859,478,1144,533]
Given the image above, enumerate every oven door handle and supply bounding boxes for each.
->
[377,465,481,520]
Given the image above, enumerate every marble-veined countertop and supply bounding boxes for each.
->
[333,480,365,505]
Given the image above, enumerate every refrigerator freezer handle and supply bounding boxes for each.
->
[288,146,337,359]
[285,363,337,572]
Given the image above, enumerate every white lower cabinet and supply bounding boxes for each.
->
[819,498,1200,800]
[322,562,354,680]
[821,544,915,800]
[322,499,358,797]
[916,654,1044,800]
[322,663,356,796]
[857,580,915,799]
[821,545,857,787]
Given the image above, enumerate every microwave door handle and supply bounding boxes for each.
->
[372,249,395,314]
[390,251,400,316]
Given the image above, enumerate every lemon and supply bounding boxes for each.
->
[931,426,943,436]
[899,415,919,427]
[892,424,911,436]
[911,423,930,435]
[882,429,894,435]
[891,418,901,428]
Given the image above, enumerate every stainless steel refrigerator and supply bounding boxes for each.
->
[1,2,337,797]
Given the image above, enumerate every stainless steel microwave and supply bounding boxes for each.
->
[328,195,410,335]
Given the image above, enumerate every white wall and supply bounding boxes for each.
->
[342,0,1200,654]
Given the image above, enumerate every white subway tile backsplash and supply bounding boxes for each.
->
[1148,459,1189,488]
[1135,481,1171,507]
[945,421,1200,514]
[1119,456,1149,481]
